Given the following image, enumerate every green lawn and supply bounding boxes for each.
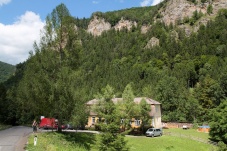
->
[163,128,210,140]
[27,132,97,151]
[126,135,216,151]
[26,129,217,151]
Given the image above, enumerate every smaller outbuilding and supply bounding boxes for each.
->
[197,125,210,133]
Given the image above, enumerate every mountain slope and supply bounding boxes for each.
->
[3,2,227,125]
[0,61,15,83]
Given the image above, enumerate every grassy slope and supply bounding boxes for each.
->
[27,132,96,151]
[126,135,215,151]
[26,129,217,151]
[163,128,210,140]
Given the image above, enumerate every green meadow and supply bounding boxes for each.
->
[26,128,217,151]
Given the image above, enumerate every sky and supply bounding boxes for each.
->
[0,0,161,65]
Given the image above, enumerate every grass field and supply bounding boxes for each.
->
[27,132,97,151]
[163,128,210,140]
[126,135,216,151]
[26,129,218,151]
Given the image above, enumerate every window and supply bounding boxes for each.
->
[98,117,102,122]
[134,119,141,126]
[121,119,125,124]
[156,106,159,113]
[92,117,96,124]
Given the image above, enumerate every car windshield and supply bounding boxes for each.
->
[147,129,154,131]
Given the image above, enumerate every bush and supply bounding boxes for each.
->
[207,4,213,15]
[128,128,143,136]
[95,124,101,131]
[217,141,227,151]
[87,126,96,131]
[192,120,199,129]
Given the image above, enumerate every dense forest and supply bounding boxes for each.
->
[0,61,15,83]
[0,0,227,144]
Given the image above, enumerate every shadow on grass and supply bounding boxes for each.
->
[62,132,97,150]
[166,146,174,150]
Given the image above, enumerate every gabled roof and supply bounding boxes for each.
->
[86,97,161,105]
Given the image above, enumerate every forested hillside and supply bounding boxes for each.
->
[1,0,227,144]
[0,61,15,83]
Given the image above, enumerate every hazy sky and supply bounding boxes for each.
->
[0,0,161,65]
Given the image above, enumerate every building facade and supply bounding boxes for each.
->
[86,97,162,129]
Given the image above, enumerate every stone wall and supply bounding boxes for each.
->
[162,122,193,128]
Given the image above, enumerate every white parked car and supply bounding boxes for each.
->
[146,128,162,137]
[182,125,188,130]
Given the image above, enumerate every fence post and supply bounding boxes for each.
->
[34,135,38,146]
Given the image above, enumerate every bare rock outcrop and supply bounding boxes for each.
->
[86,0,227,37]
[161,0,207,26]
[114,18,137,31]
[160,0,225,26]
[144,37,160,49]
[212,0,227,14]
[87,16,111,36]
[87,16,138,36]
[178,24,193,37]
[170,30,179,41]
[141,25,151,34]
[158,0,227,35]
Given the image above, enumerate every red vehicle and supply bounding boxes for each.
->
[39,118,58,129]
[39,117,67,130]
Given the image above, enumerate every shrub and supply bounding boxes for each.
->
[217,141,227,151]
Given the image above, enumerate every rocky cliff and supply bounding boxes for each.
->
[114,18,137,31]
[87,16,111,36]
[86,0,227,37]
[87,16,137,36]
[144,37,160,49]
[160,0,227,26]
[159,0,227,35]
[160,0,206,26]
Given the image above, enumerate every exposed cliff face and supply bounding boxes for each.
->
[161,0,206,26]
[212,0,227,14]
[87,16,138,36]
[161,0,227,25]
[87,16,111,36]
[159,0,227,35]
[141,25,151,34]
[114,18,137,31]
[86,0,227,36]
[144,37,160,49]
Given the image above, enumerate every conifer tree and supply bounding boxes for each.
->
[94,85,128,151]
[209,100,227,144]
[118,84,136,132]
